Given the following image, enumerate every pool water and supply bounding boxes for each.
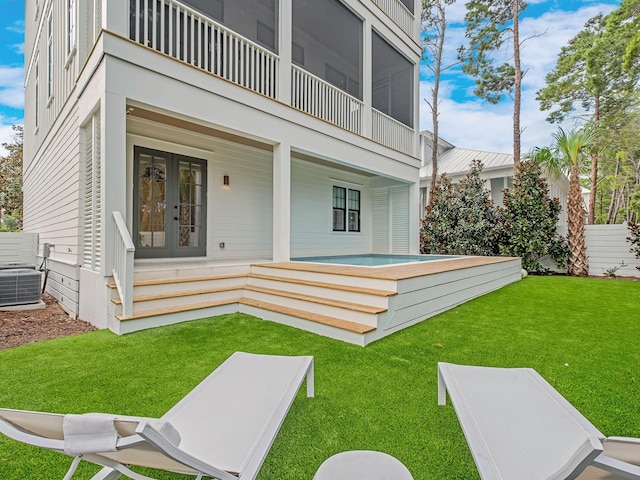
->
[292,254,456,267]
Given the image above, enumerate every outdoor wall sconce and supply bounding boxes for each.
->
[223,175,230,186]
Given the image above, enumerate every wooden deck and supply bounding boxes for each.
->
[109,256,523,345]
[260,256,518,280]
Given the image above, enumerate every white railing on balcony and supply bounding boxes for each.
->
[372,109,415,156]
[372,0,415,38]
[129,0,279,98]
[292,66,364,135]
[112,211,135,318]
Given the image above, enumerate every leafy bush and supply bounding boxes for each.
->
[627,221,640,271]
[498,160,569,273]
[421,160,499,256]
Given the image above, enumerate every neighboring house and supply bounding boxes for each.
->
[419,131,570,234]
[23,0,423,333]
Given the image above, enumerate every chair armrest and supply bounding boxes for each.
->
[592,454,640,479]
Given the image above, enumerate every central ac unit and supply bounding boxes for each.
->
[0,269,42,307]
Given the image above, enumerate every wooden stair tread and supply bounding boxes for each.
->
[248,273,396,297]
[111,286,244,305]
[107,273,246,289]
[116,298,242,321]
[240,298,375,334]
[245,285,386,314]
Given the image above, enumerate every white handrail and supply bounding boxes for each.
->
[292,65,364,135]
[130,0,279,98]
[112,211,135,318]
[372,108,415,156]
[371,0,416,38]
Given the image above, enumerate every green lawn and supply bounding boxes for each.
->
[1,276,638,479]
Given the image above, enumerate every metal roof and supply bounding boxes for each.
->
[421,147,514,178]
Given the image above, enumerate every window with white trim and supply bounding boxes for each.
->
[333,186,360,232]
[47,10,53,101]
[35,53,40,129]
[67,0,76,57]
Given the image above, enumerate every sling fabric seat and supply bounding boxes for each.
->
[0,352,314,480]
[438,362,640,480]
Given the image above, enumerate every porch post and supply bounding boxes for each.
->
[102,91,128,274]
[273,141,291,262]
[104,0,128,37]
[409,181,420,254]
[278,0,293,105]
[362,20,372,138]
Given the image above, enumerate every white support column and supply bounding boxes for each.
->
[273,141,291,262]
[409,181,420,254]
[278,0,292,105]
[104,0,128,37]
[362,21,372,138]
[102,91,128,274]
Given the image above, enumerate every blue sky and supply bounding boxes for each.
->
[0,0,24,155]
[0,0,622,156]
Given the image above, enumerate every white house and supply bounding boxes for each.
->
[419,131,570,234]
[22,2,523,345]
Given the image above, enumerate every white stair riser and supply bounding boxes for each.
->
[247,277,391,308]
[114,290,242,316]
[243,290,378,327]
[133,278,246,297]
[133,265,251,282]
[249,266,397,292]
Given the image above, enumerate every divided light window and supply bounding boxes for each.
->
[67,0,76,57]
[372,32,414,127]
[292,0,363,100]
[333,186,361,232]
[47,10,53,100]
[35,53,39,129]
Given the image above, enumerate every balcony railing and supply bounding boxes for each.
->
[129,0,279,98]
[372,109,415,156]
[372,0,415,37]
[292,66,364,135]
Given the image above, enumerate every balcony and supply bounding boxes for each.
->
[129,0,416,156]
[371,0,416,38]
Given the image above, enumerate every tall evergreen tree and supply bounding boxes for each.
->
[457,0,527,166]
[422,0,456,206]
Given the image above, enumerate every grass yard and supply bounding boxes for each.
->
[0,276,638,479]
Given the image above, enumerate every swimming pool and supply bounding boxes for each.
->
[292,254,456,267]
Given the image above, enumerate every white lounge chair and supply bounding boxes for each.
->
[0,351,314,480]
[438,362,640,480]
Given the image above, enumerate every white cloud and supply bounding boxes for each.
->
[0,66,24,110]
[6,20,24,34]
[0,115,23,157]
[420,2,618,154]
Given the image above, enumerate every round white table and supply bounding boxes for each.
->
[313,450,414,480]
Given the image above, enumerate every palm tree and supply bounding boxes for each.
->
[531,126,598,276]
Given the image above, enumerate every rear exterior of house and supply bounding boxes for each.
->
[22,0,423,334]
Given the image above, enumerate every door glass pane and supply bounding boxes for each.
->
[178,161,203,247]
[138,154,167,248]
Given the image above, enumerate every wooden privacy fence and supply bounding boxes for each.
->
[585,224,639,277]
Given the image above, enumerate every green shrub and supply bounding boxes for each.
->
[421,160,499,256]
[498,160,569,273]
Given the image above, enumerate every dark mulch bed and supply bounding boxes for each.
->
[0,294,96,351]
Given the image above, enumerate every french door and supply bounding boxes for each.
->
[133,146,207,258]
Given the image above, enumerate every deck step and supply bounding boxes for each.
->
[111,286,244,305]
[107,273,247,290]
[247,273,396,297]
[116,298,242,321]
[244,285,386,314]
[240,298,376,334]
